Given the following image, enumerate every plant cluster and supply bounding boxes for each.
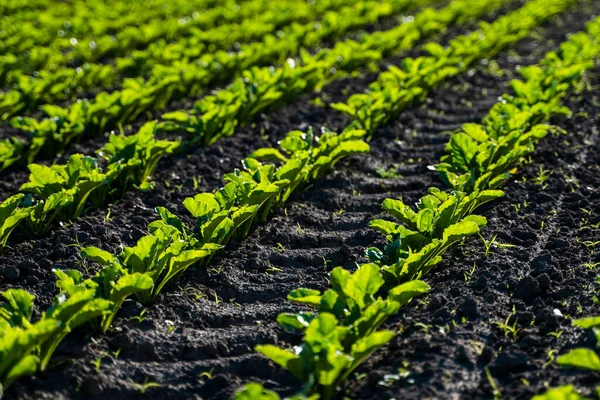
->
[0,0,223,56]
[254,266,429,399]
[0,122,177,248]
[0,0,261,83]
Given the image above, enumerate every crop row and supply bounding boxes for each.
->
[0,0,585,396]
[0,0,258,69]
[0,0,224,55]
[0,0,360,85]
[0,0,502,173]
[0,0,513,255]
[0,0,50,16]
[235,12,600,400]
[0,0,396,118]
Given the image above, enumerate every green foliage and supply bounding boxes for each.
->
[435,15,600,192]
[81,231,220,305]
[367,188,493,283]
[98,121,179,191]
[19,154,107,234]
[0,0,423,167]
[257,265,429,399]
[0,124,176,245]
[0,318,61,393]
[331,0,577,137]
[54,266,152,333]
[0,194,31,250]
[234,383,283,400]
[532,385,590,400]
[171,127,369,248]
[552,315,600,375]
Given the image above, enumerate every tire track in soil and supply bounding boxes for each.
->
[6,4,596,400]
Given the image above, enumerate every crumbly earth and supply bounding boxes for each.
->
[1,2,599,400]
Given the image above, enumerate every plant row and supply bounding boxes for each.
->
[0,0,499,171]
[0,0,223,55]
[0,0,589,396]
[235,7,600,400]
[0,0,51,16]
[0,0,255,67]
[0,0,357,83]
[0,0,380,117]
[0,0,514,252]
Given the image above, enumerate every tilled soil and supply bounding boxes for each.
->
[2,2,599,400]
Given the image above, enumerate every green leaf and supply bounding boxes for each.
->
[462,123,489,142]
[0,318,61,387]
[279,131,311,153]
[161,111,190,123]
[573,316,600,329]
[2,354,39,390]
[416,208,434,234]
[315,347,349,387]
[123,235,162,274]
[329,267,351,297]
[382,198,416,228]
[462,214,487,228]
[329,140,370,165]
[447,133,477,172]
[275,159,304,181]
[154,206,186,233]
[81,247,117,266]
[183,193,221,219]
[0,194,24,222]
[369,219,399,237]
[342,264,383,310]
[250,148,288,162]
[557,348,600,372]
[155,244,221,295]
[0,289,34,328]
[388,280,430,306]
[350,330,395,367]
[42,190,73,214]
[202,215,234,244]
[288,289,322,307]
[53,269,85,294]
[277,312,315,332]
[234,383,281,400]
[255,345,305,381]
[305,313,340,353]
[111,273,154,302]
[531,385,587,400]
[442,221,480,244]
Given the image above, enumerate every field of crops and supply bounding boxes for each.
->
[1,0,599,398]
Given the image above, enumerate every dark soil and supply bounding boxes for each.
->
[1,3,599,400]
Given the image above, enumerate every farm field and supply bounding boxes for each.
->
[0,0,599,399]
